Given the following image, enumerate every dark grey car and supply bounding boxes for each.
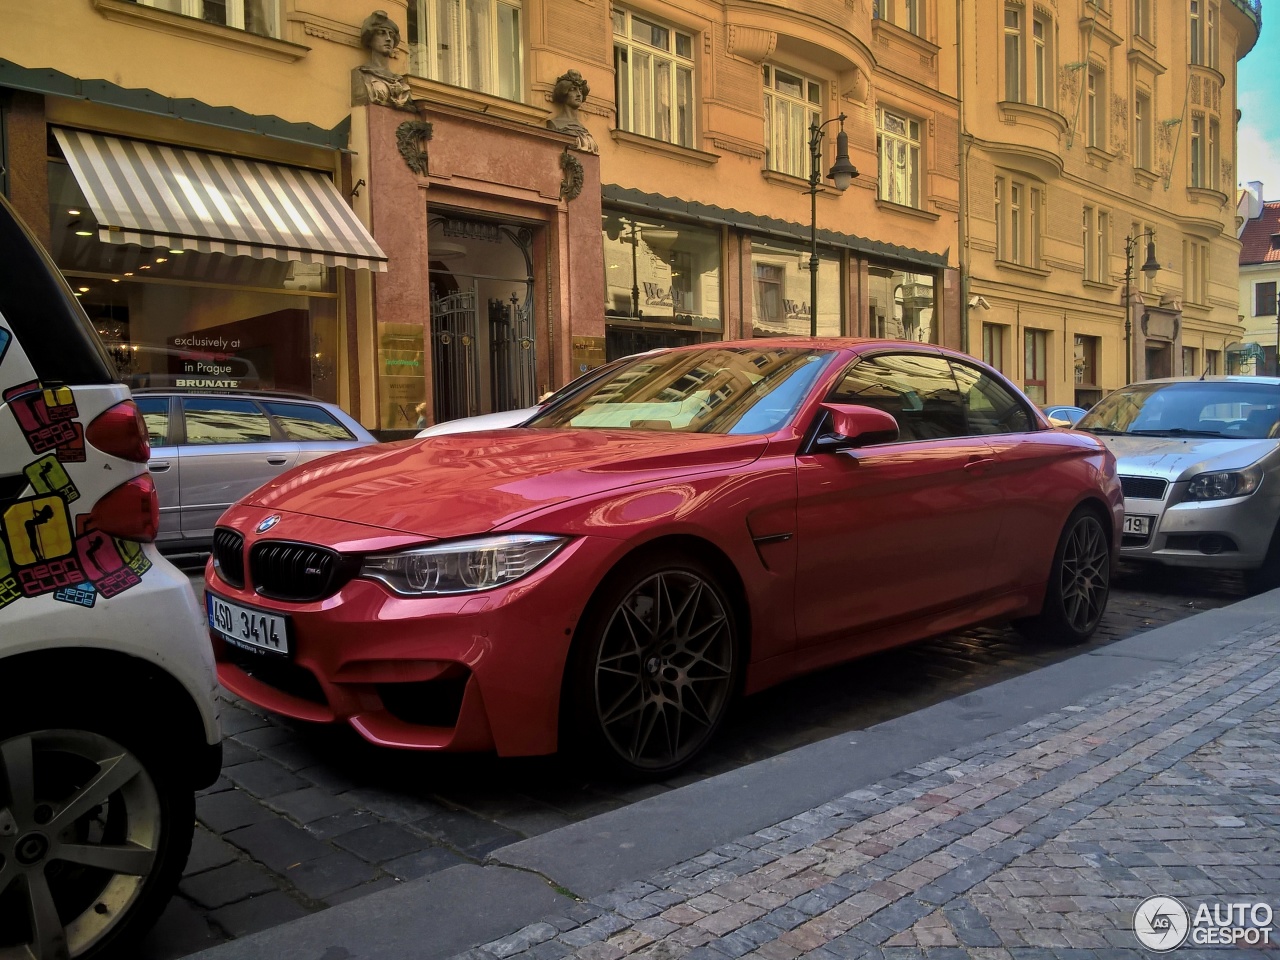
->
[133,391,377,550]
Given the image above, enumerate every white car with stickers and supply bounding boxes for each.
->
[0,194,222,958]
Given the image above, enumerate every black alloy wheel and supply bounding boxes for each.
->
[571,555,739,776]
[1018,506,1111,644]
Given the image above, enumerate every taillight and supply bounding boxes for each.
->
[89,475,160,542]
[86,400,150,463]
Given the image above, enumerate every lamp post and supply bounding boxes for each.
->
[807,114,859,337]
[1123,231,1161,384]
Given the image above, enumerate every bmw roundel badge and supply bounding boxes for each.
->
[257,515,281,533]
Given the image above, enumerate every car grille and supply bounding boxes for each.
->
[250,540,354,602]
[1120,476,1168,500]
[212,528,245,589]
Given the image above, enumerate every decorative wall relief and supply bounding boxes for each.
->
[1058,64,1082,105]
[396,120,433,176]
[559,149,585,201]
[725,24,776,63]
[1190,74,1201,106]
[546,70,599,154]
[1111,93,1129,157]
[352,10,414,110]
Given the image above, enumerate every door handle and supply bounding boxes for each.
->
[266,457,289,466]
[964,457,996,475]
[149,461,171,472]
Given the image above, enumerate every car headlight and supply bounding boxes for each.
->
[361,534,569,596]
[1185,467,1262,501]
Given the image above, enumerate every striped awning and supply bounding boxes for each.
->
[53,127,387,272]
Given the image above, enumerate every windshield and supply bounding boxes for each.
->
[1077,381,1280,439]
[528,346,835,434]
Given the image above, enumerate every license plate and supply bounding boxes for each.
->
[1123,515,1152,535]
[207,593,290,656]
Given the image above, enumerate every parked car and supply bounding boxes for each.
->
[1075,376,1280,591]
[207,340,1122,776]
[415,351,665,438]
[0,193,222,957]
[132,390,377,552]
[1041,404,1089,427]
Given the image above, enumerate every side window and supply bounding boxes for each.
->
[828,353,965,442]
[182,397,272,445]
[950,361,1033,435]
[263,402,354,441]
[133,396,170,445]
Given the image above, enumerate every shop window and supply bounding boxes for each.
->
[1134,91,1151,170]
[874,0,920,36]
[763,65,821,179]
[1257,282,1278,317]
[407,0,524,101]
[1074,335,1099,389]
[867,266,936,343]
[1024,329,1048,403]
[877,108,922,208]
[613,8,695,148]
[983,322,1007,372]
[1003,5,1053,108]
[128,0,279,37]
[750,238,840,338]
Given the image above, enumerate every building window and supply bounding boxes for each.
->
[750,238,840,337]
[1003,5,1053,107]
[1190,115,1204,187]
[613,8,695,148]
[763,65,821,179]
[995,177,1006,258]
[1190,0,1203,64]
[983,323,1006,372]
[1083,207,1094,280]
[877,108,922,207]
[1134,0,1151,40]
[875,0,920,36]
[1083,207,1110,283]
[1097,210,1109,282]
[1024,329,1048,403]
[1086,68,1104,148]
[996,174,1041,267]
[868,267,937,343]
[407,0,523,100]
[1184,239,1209,305]
[1134,91,1151,169]
[1182,347,1198,376]
[130,0,279,36]
[1010,182,1023,264]
[1205,349,1220,374]
[1208,118,1220,191]
[1074,334,1101,406]
[1257,281,1278,316]
[1207,4,1218,69]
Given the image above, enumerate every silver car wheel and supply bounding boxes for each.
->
[0,729,161,959]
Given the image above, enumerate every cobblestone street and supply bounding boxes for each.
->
[141,564,1252,958]
[458,611,1280,960]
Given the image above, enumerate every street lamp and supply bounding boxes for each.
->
[1123,231,1160,384]
[807,114,859,337]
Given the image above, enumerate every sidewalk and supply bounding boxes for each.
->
[189,591,1280,960]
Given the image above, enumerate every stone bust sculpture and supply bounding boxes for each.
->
[547,69,598,154]
[352,10,413,110]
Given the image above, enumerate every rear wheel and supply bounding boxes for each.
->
[0,713,194,959]
[567,553,740,777]
[1016,506,1111,645]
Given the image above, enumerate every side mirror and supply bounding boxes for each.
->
[813,403,899,451]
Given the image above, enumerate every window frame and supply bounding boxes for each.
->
[995,172,1042,268]
[1190,115,1204,188]
[1256,281,1278,317]
[1190,0,1203,64]
[983,323,1007,372]
[1024,329,1048,404]
[406,0,525,100]
[876,106,923,208]
[132,0,279,37]
[1086,67,1106,149]
[763,64,822,179]
[1134,89,1152,170]
[613,7,697,149]
[1134,0,1152,41]
[1003,4,1053,108]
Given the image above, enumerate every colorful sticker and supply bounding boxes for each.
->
[18,554,87,597]
[3,381,85,461]
[0,575,19,611]
[115,538,152,578]
[54,582,97,608]
[24,454,80,504]
[3,495,74,566]
[0,537,9,579]
[93,564,142,599]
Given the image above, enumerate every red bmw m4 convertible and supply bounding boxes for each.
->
[207,339,1122,775]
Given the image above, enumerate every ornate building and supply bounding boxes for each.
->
[960,0,1259,405]
[1237,181,1280,372]
[0,0,959,434]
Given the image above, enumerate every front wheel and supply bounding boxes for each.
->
[0,722,194,959]
[1016,506,1111,645]
[567,554,740,778]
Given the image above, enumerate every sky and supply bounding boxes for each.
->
[1238,12,1280,200]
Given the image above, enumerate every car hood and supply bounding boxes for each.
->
[1096,434,1277,482]
[245,428,767,538]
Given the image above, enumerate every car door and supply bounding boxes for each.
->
[177,396,299,541]
[134,395,183,546]
[950,358,1089,591]
[793,351,1004,650]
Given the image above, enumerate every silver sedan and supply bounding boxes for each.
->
[1076,376,1280,591]
[133,390,377,551]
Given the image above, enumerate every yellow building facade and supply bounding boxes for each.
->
[961,0,1259,407]
[0,0,960,434]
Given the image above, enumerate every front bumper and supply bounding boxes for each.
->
[206,525,621,757]
[1120,489,1277,569]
